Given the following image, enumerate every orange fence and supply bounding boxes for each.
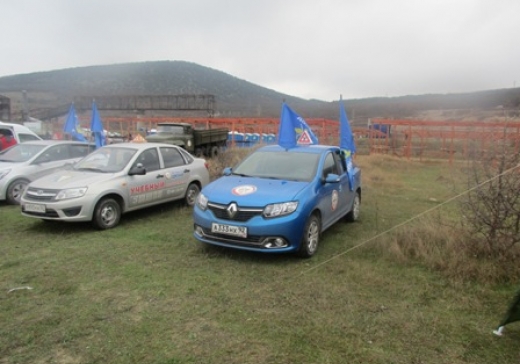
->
[367,119,520,162]
[63,116,520,161]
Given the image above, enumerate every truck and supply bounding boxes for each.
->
[145,122,229,157]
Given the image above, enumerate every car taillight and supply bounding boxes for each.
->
[204,162,209,170]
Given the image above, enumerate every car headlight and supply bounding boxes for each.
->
[196,193,208,210]
[0,169,11,180]
[55,187,88,200]
[263,201,298,218]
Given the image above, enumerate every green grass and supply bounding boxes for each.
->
[1,155,519,364]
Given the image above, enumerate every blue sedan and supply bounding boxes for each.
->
[193,144,361,258]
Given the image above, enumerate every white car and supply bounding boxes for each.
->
[0,140,95,204]
[0,121,42,146]
[21,143,210,229]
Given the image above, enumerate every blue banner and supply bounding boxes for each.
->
[340,99,356,190]
[277,102,318,149]
[90,101,106,149]
[63,103,87,142]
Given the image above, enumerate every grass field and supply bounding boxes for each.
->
[1,154,519,364]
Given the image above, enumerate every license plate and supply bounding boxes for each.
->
[24,203,46,213]
[211,223,247,238]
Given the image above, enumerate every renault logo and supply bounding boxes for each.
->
[227,203,238,218]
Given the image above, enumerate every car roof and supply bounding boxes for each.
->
[256,144,339,154]
[16,140,96,147]
[0,121,35,129]
[100,142,181,150]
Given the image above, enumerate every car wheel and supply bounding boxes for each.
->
[92,198,121,230]
[297,214,320,258]
[184,183,200,207]
[345,191,361,222]
[210,146,219,158]
[6,178,29,205]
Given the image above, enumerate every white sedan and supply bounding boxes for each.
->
[0,140,95,204]
[21,142,210,229]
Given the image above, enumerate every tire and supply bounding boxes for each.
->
[297,214,320,258]
[6,178,30,205]
[92,198,121,230]
[210,146,219,158]
[345,191,361,222]
[184,183,200,207]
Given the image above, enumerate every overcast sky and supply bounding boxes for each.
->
[2,0,519,101]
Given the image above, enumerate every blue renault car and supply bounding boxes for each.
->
[193,144,361,257]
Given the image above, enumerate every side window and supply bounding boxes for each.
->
[18,133,41,142]
[69,144,93,158]
[37,145,68,162]
[322,153,337,178]
[160,147,186,168]
[136,148,160,172]
[333,150,345,175]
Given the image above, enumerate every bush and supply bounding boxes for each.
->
[460,143,520,258]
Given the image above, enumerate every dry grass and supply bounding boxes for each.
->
[1,152,519,364]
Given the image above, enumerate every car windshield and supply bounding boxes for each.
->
[233,150,320,181]
[0,144,46,163]
[74,147,137,173]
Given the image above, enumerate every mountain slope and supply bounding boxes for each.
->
[0,60,519,123]
[0,61,321,118]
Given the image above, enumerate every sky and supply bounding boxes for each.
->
[1,0,519,101]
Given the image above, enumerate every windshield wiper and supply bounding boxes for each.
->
[231,172,252,177]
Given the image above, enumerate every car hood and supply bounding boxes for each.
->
[202,176,309,205]
[0,161,24,169]
[28,170,116,189]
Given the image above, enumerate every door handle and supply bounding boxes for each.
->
[184,169,190,173]
[156,174,164,179]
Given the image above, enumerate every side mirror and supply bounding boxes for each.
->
[223,167,233,176]
[324,173,340,183]
[129,163,146,176]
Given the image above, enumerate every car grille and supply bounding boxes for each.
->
[207,202,263,222]
[24,187,59,202]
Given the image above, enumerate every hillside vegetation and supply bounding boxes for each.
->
[1,60,519,124]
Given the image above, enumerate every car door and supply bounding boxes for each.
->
[127,147,167,208]
[158,146,191,201]
[316,151,350,229]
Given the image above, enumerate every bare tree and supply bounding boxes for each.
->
[460,140,520,257]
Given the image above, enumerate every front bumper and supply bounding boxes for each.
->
[193,204,307,253]
[20,191,96,222]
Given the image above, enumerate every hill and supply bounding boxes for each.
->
[0,60,519,125]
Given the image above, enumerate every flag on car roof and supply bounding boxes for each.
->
[63,103,87,142]
[494,287,520,336]
[340,97,356,190]
[90,100,106,149]
[277,102,318,149]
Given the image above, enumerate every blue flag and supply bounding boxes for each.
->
[340,98,356,190]
[90,101,106,149]
[277,102,318,149]
[63,103,87,142]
